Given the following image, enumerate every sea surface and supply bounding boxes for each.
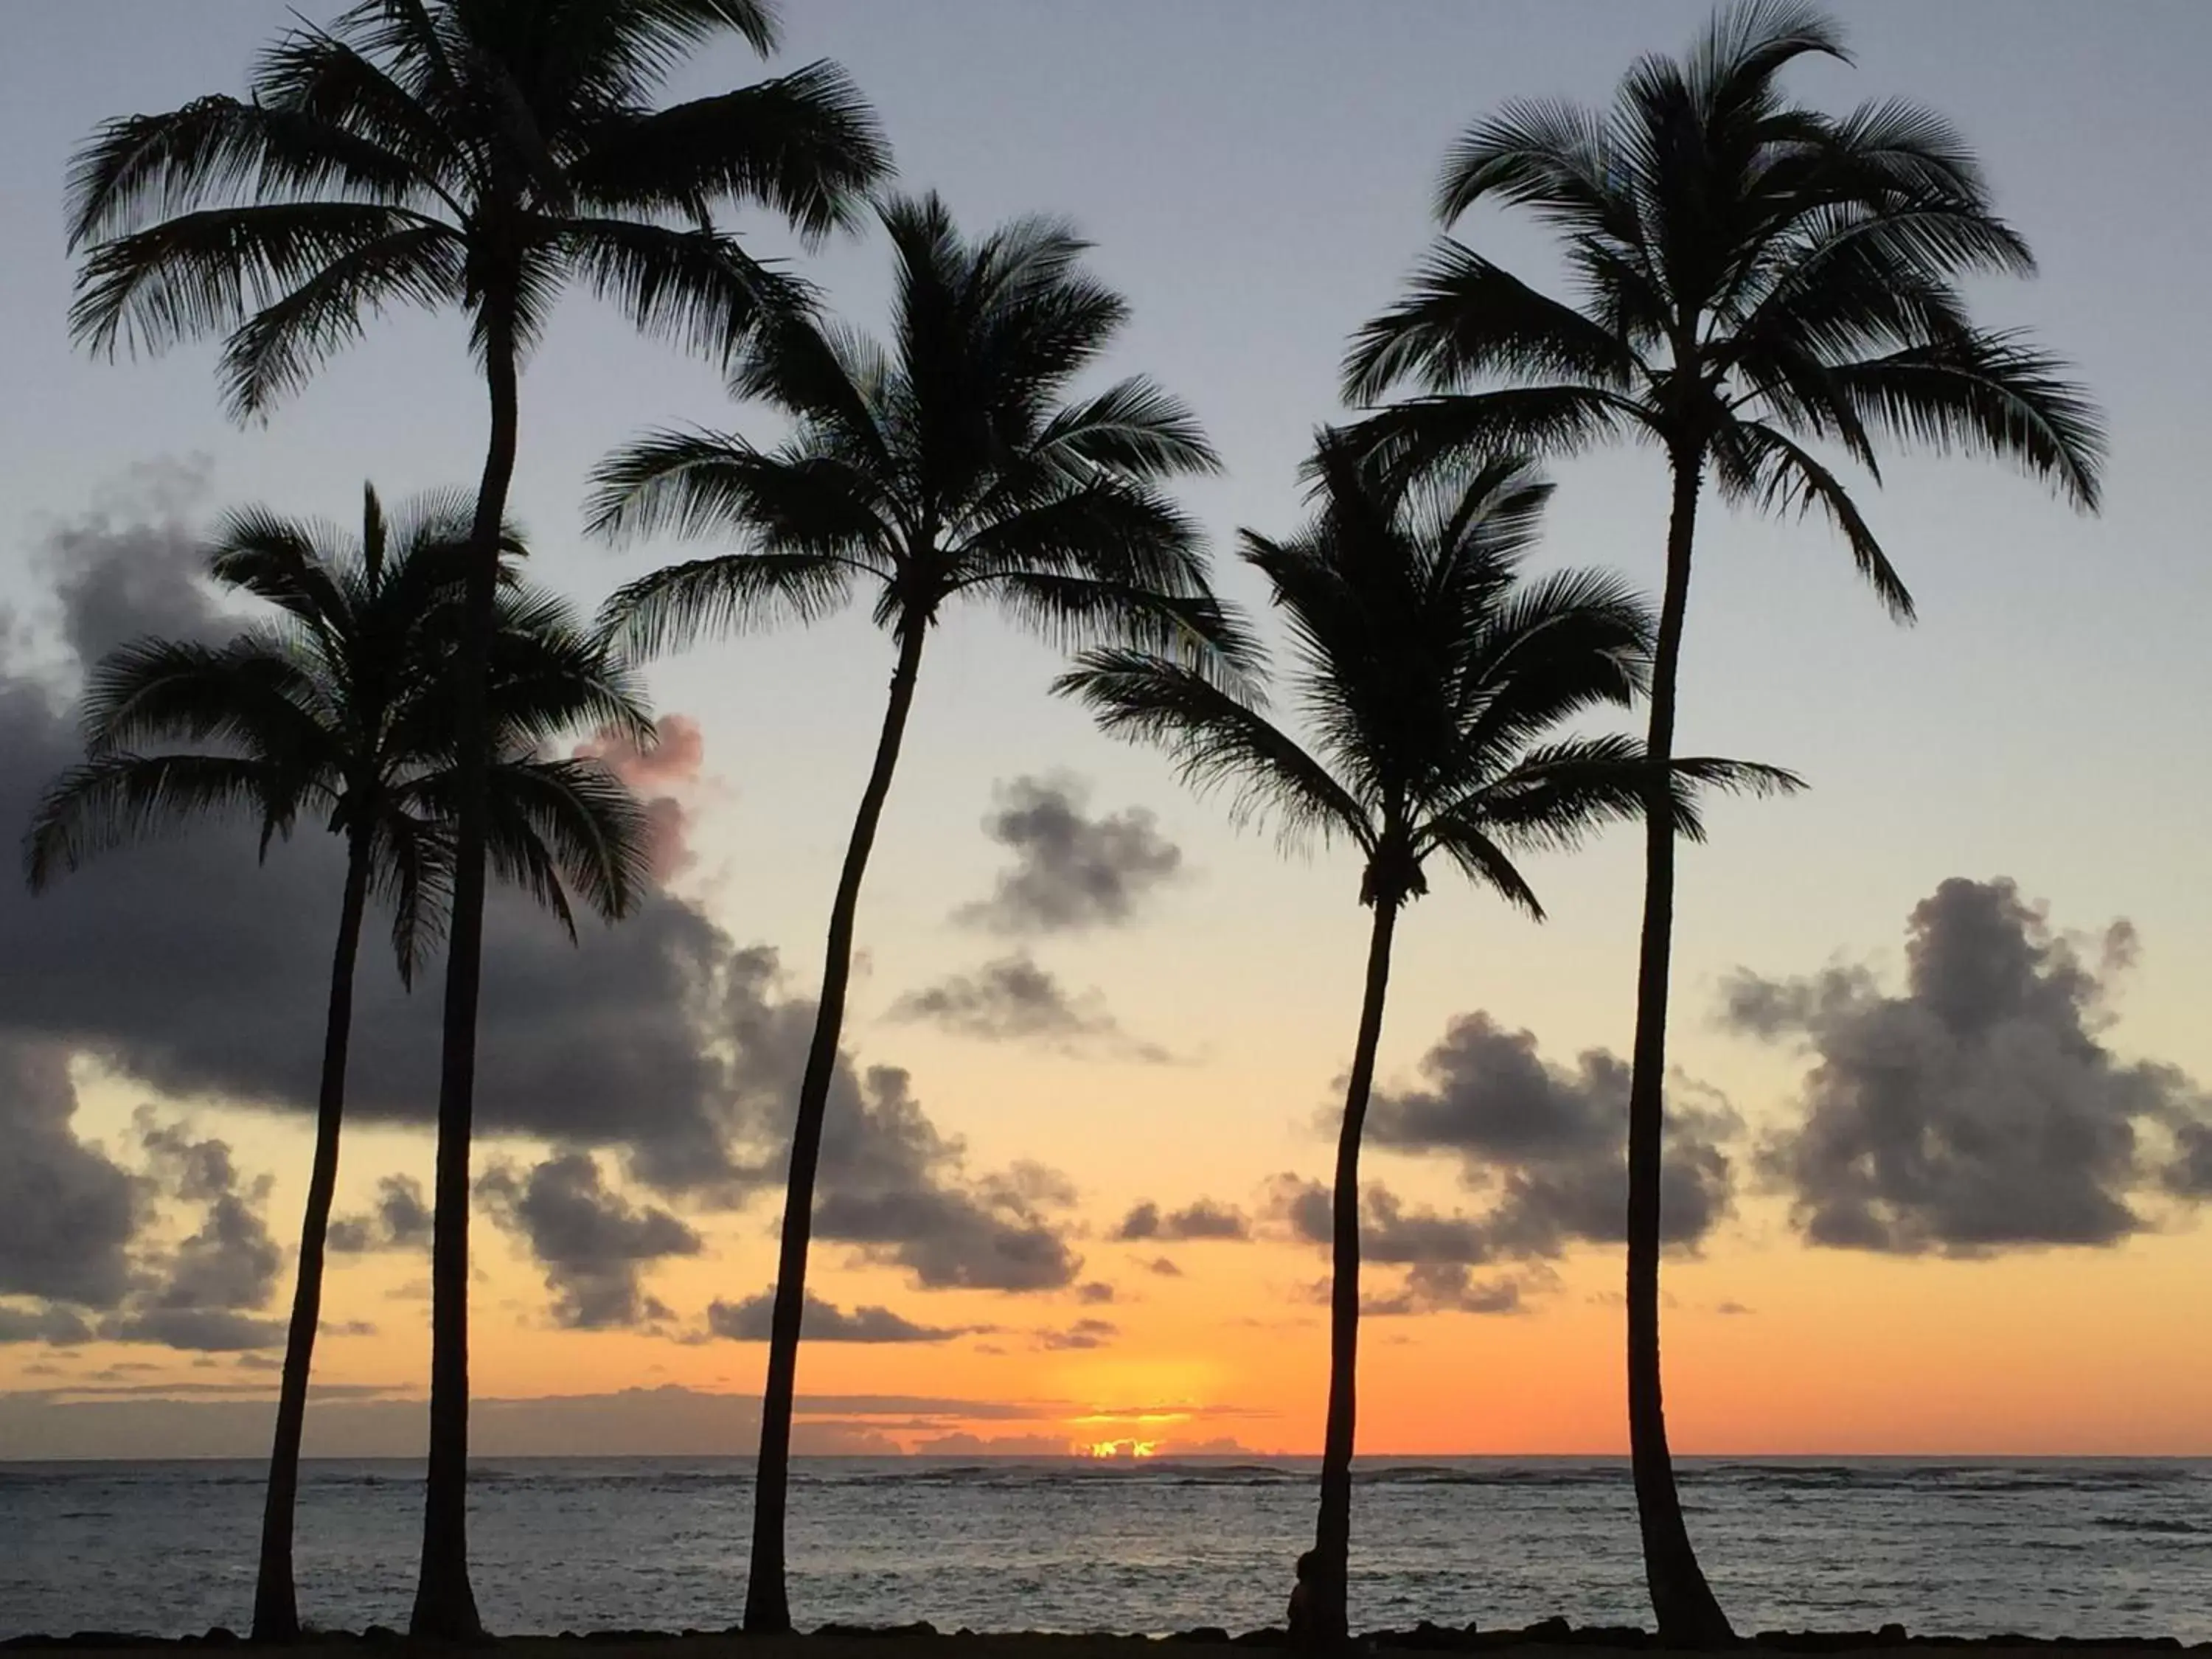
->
[4,1458,2209,1642]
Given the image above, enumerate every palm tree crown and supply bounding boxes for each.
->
[591,189,1251,664]
[67,0,891,417]
[1343,0,2103,613]
[26,484,655,946]
[1062,438,1789,914]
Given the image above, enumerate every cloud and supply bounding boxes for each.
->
[1113,1198,1251,1242]
[957,775,1183,933]
[327,1175,432,1254]
[888,954,1169,1062]
[0,491,761,1193]
[0,495,1082,1251]
[0,1305,94,1345]
[0,1043,142,1307]
[573,713,706,879]
[1075,1281,1116,1304]
[911,1430,1072,1456]
[1728,877,2212,1254]
[1034,1317,1118,1351]
[479,1153,700,1329]
[811,1065,1084,1292]
[1141,1256,1182,1278]
[1357,1264,1526,1318]
[1364,1012,1740,1256]
[703,1290,974,1344]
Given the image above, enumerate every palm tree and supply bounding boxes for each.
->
[589,189,1251,1631]
[23,487,655,1644]
[1341,1,2104,1635]
[1058,434,1795,1649]
[65,3,888,1632]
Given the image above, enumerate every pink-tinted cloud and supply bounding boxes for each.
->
[575,714,706,879]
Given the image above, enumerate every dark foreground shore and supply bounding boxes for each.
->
[7,1626,2212,1657]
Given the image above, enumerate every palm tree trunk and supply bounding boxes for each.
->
[1625,448,1733,1645]
[744,620,930,1634]
[250,830,372,1643]
[411,302,521,1644]
[1305,895,1399,1654]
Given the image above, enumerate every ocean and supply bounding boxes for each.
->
[3,1458,2208,1642]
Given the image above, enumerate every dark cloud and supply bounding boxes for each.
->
[100,1309,285,1353]
[812,1064,1083,1292]
[327,1175,432,1254]
[0,496,1077,1255]
[957,775,1183,933]
[889,954,1169,1062]
[1113,1197,1251,1242]
[0,1043,142,1306]
[1269,1175,1489,1265]
[1728,877,2212,1254]
[1142,1256,1182,1278]
[1034,1317,1117,1351]
[2167,1121,2212,1200]
[479,1153,700,1329]
[0,496,751,1190]
[1075,1281,1116,1304]
[703,1290,974,1344]
[0,1305,94,1345]
[1365,1013,1739,1256]
[1357,1264,1526,1318]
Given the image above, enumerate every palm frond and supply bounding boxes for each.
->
[584,427,894,556]
[1828,328,2106,512]
[1712,418,1915,619]
[220,223,464,415]
[557,215,812,370]
[599,550,860,658]
[1029,378,1220,481]
[1056,648,1368,855]
[570,62,891,241]
[1345,239,1640,403]
[70,201,444,366]
[24,753,296,889]
[66,94,428,250]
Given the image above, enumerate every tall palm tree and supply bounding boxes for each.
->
[23,486,655,1643]
[65,3,888,1632]
[1341,1,2103,1635]
[1059,435,1795,1650]
[589,189,1251,1631]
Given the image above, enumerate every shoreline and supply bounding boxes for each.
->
[6,1623,2211,1655]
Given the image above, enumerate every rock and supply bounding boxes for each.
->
[811,1625,938,1641]
[1526,1618,1573,1643]
[360,1628,401,1644]
[1879,1627,1910,1647]
[1229,1633,1287,1649]
[1168,1630,1233,1645]
[1563,1627,1647,1648]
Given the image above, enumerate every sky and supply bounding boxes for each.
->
[2,0,2211,1461]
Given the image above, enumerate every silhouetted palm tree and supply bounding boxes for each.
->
[65,3,888,1632]
[590,189,1251,1632]
[1342,1,2103,1635]
[1059,434,1795,1649]
[24,487,655,1643]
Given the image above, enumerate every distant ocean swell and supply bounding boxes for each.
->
[1,1458,2208,1642]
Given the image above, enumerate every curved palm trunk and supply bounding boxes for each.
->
[411,304,521,1644]
[1304,897,1400,1654]
[250,830,372,1642]
[1624,451,1733,1644]
[744,621,930,1634]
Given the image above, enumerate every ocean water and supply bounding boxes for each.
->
[3,1458,2208,1642]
